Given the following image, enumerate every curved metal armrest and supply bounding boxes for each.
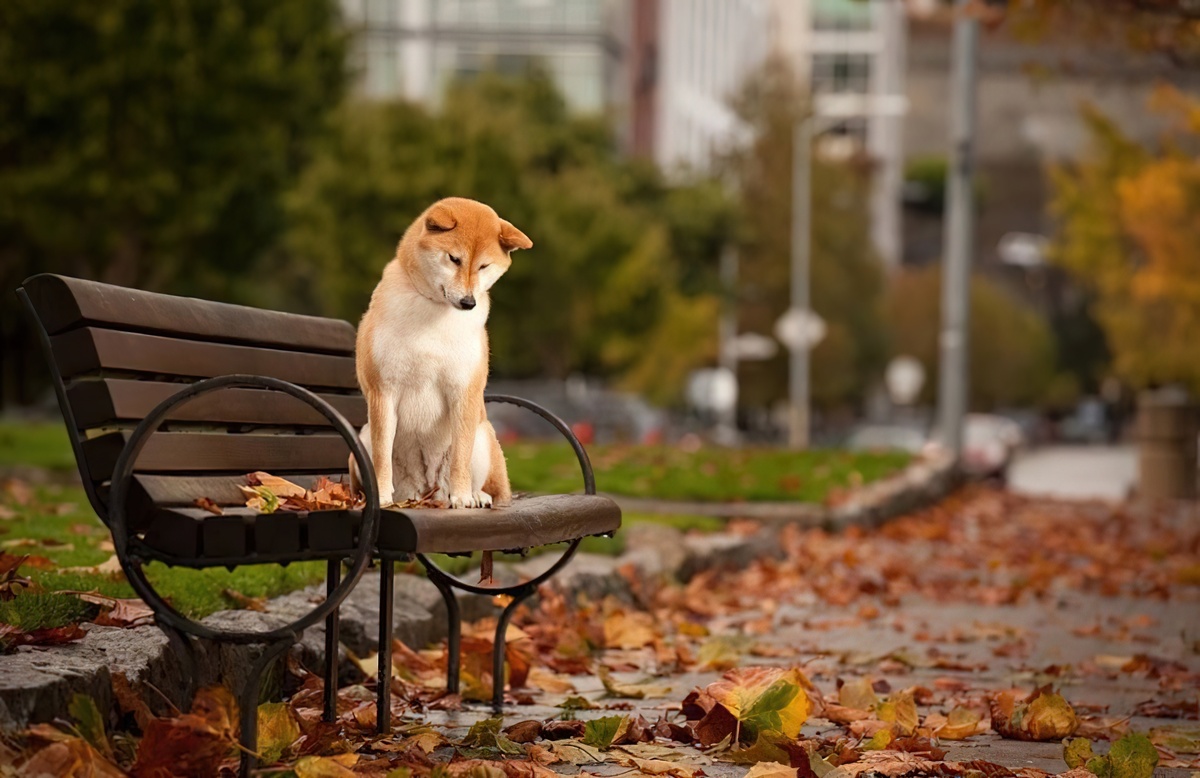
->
[485,393,596,495]
[107,374,380,644]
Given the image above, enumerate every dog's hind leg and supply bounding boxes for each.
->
[478,421,511,507]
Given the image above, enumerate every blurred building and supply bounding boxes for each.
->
[341,0,907,266]
[628,0,773,172]
[341,0,628,115]
[793,0,908,270]
[902,13,1200,271]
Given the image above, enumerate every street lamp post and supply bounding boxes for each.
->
[786,94,908,450]
[788,116,814,450]
[936,0,980,460]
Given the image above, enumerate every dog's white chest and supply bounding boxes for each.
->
[369,301,484,435]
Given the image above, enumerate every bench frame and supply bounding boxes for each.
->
[18,284,603,774]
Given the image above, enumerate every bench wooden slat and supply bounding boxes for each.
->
[383,494,621,553]
[51,327,359,388]
[83,431,351,480]
[132,473,352,507]
[139,494,619,563]
[68,379,367,429]
[23,273,356,354]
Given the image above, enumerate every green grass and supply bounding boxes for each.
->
[0,421,75,471]
[0,482,325,620]
[0,592,95,630]
[506,442,911,503]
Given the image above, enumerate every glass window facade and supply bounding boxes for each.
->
[812,0,873,31]
[812,53,871,94]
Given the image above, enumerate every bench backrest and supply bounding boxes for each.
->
[19,274,366,525]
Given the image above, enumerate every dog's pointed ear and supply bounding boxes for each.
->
[425,204,456,233]
[499,220,532,252]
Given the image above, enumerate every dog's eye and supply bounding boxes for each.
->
[448,255,462,266]
[479,264,490,270]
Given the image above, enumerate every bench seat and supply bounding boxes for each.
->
[139,494,621,564]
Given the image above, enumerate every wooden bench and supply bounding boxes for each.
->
[17,274,621,773]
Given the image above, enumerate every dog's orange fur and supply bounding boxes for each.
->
[351,198,531,508]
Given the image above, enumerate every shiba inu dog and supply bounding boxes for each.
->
[350,197,531,508]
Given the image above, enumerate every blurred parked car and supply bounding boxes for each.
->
[1059,397,1111,444]
[848,413,1024,482]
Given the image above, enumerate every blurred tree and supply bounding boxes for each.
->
[724,57,886,412]
[996,0,1200,68]
[0,0,346,404]
[885,266,1056,409]
[270,72,735,405]
[1049,85,1200,393]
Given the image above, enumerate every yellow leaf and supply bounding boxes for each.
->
[838,677,879,711]
[875,691,918,736]
[705,666,812,742]
[935,706,983,740]
[256,702,300,764]
[1024,690,1078,741]
[294,754,359,778]
[598,667,672,699]
[743,762,796,778]
[603,610,659,649]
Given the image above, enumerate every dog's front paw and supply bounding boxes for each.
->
[448,491,491,509]
[377,486,395,507]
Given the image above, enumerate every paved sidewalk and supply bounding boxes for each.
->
[1008,446,1138,501]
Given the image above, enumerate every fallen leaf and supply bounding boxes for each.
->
[112,672,154,732]
[546,739,607,765]
[459,716,524,755]
[604,609,659,649]
[583,715,632,750]
[17,733,125,778]
[131,686,238,777]
[839,677,880,711]
[990,687,1078,741]
[527,666,575,694]
[503,720,544,744]
[223,589,267,612]
[743,761,797,778]
[293,753,360,777]
[929,707,984,741]
[599,666,672,699]
[876,691,918,736]
[706,666,812,744]
[192,497,223,516]
[1149,726,1200,754]
[257,702,301,764]
[617,756,700,777]
[68,694,113,760]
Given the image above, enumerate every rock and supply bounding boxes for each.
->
[617,524,687,583]
[0,625,176,732]
[677,531,785,582]
[514,552,631,603]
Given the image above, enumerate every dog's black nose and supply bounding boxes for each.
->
[459,296,476,310]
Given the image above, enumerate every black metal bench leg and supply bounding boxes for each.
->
[430,577,461,694]
[323,559,341,722]
[492,586,535,712]
[377,558,395,734]
[239,637,295,775]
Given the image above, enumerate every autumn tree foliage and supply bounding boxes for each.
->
[1048,85,1200,394]
[884,265,1056,410]
[0,0,348,406]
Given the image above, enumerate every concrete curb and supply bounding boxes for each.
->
[612,452,960,530]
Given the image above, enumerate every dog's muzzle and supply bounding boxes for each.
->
[458,296,476,311]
